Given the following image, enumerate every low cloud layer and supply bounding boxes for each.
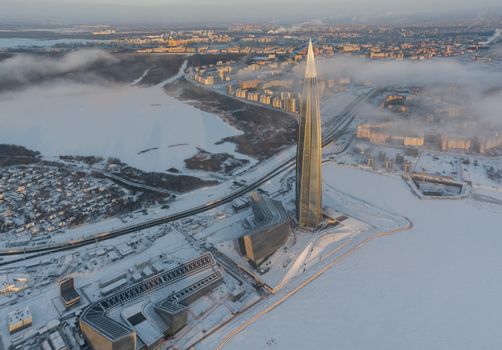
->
[296,54,502,136]
[305,55,502,91]
[0,49,117,84]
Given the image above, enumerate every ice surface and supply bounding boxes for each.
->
[0,81,246,172]
[223,163,502,350]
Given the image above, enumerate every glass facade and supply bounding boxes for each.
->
[296,40,323,228]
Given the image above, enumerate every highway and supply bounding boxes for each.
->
[0,88,380,265]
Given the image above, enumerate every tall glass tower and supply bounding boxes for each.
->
[296,39,322,228]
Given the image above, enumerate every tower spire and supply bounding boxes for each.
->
[305,39,317,78]
[296,39,322,229]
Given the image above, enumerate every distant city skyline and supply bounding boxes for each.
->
[1,0,502,25]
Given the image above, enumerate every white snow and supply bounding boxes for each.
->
[221,163,502,350]
[130,68,151,86]
[0,76,247,172]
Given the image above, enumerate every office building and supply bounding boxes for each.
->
[238,192,290,265]
[296,40,323,228]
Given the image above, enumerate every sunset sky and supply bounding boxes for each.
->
[1,0,501,24]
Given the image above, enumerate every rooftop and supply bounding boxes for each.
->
[80,253,217,344]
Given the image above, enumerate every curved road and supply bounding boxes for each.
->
[0,88,381,266]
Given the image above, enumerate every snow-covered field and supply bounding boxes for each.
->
[223,163,502,350]
[0,81,248,172]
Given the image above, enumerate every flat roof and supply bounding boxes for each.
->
[80,253,216,342]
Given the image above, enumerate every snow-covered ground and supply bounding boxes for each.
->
[221,163,502,350]
[0,75,249,172]
[0,85,369,249]
[0,225,198,347]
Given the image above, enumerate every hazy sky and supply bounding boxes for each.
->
[1,0,502,25]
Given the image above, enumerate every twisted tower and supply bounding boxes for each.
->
[296,39,322,228]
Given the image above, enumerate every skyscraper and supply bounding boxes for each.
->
[296,39,323,228]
